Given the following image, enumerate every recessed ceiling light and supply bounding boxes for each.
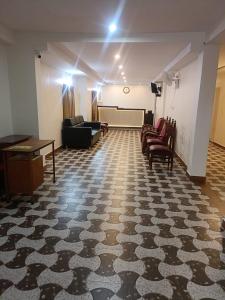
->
[121,72,125,76]
[109,23,117,33]
[115,54,120,60]
[118,65,123,69]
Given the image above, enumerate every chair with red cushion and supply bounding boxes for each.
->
[149,121,176,171]
[141,117,165,142]
[142,118,170,154]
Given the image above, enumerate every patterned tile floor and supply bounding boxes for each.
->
[0,129,225,300]
[207,143,225,202]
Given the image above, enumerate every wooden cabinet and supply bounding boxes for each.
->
[2,139,55,197]
[7,155,44,195]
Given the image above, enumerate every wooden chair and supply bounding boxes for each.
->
[101,122,109,136]
[148,121,176,171]
[141,117,165,142]
[142,118,173,155]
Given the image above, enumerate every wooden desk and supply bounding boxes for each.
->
[3,139,55,196]
[0,135,31,148]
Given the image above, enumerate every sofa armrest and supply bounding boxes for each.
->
[83,122,101,130]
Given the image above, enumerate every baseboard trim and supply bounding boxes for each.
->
[109,126,142,129]
[175,152,206,184]
[210,141,225,150]
[187,174,206,184]
[45,145,62,159]
[175,152,187,170]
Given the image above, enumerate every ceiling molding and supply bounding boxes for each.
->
[45,43,103,82]
[15,31,205,44]
[0,23,15,45]
[206,16,225,44]
[154,39,205,82]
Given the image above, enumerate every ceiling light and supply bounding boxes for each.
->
[66,69,86,76]
[118,65,123,70]
[121,72,125,76]
[56,77,73,86]
[115,54,120,60]
[109,23,117,33]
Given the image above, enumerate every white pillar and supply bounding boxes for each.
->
[7,38,46,137]
[187,44,219,178]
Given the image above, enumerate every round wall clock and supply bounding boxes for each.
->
[123,86,130,94]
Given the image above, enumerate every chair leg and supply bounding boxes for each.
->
[149,154,153,170]
[170,156,174,171]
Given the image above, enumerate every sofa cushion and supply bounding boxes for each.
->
[91,129,99,136]
[149,144,171,154]
[147,138,165,146]
[76,115,84,123]
[63,117,78,127]
[73,116,82,125]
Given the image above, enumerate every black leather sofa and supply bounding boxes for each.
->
[62,116,101,149]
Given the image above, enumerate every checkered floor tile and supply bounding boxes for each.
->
[207,143,225,201]
[0,130,225,299]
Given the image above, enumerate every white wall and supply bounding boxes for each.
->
[7,41,40,136]
[35,59,66,155]
[158,55,203,165]
[35,61,96,158]
[211,67,225,147]
[101,85,155,111]
[0,44,13,137]
[74,76,96,121]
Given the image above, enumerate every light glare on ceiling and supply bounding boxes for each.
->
[121,72,125,75]
[66,69,85,76]
[115,54,120,60]
[118,65,123,69]
[109,23,117,33]
[56,77,73,86]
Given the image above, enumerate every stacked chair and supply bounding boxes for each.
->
[141,117,176,171]
[141,117,165,153]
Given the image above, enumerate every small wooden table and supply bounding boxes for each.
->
[2,139,55,197]
[0,135,31,148]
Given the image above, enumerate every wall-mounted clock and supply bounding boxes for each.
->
[123,86,130,94]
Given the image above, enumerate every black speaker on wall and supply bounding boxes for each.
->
[151,82,158,94]
[151,82,162,97]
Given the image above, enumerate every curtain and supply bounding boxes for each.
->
[91,90,98,121]
[62,84,75,118]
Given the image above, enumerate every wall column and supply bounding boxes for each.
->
[187,44,219,178]
[7,37,46,137]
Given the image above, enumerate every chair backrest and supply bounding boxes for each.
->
[168,121,176,152]
[155,118,165,132]
[159,121,168,141]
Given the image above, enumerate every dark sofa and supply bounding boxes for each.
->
[62,116,101,149]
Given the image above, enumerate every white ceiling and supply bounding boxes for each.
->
[0,0,224,33]
[64,41,187,84]
[1,0,225,84]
